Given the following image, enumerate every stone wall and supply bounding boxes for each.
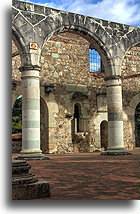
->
[12,40,21,82]
[12,32,139,153]
[121,46,140,150]
[122,46,139,109]
[40,32,105,87]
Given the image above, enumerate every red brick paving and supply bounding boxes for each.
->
[13,149,140,200]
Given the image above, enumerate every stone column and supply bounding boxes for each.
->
[102,76,131,155]
[18,65,43,159]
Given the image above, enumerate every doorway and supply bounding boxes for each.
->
[100,120,108,150]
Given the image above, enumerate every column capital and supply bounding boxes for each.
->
[105,75,122,87]
[104,75,122,81]
[19,65,41,72]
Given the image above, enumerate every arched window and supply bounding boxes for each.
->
[89,49,105,73]
[74,104,81,132]
[71,103,85,140]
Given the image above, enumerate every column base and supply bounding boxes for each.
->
[101,148,132,156]
[13,181,50,200]
[15,153,50,160]
[12,160,50,200]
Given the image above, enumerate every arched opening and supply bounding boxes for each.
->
[72,103,89,152]
[100,120,108,150]
[12,27,27,67]
[121,43,140,149]
[12,95,49,153]
[12,95,22,153]
[121,44,140,77]
[89,47,105,73]
[41,27,113,77]
[74,104,81,133]
[40,29,112,153]
[72,103,84,133]
[135,103,140,147]
[40,97,49,153]
[12,37,23,154]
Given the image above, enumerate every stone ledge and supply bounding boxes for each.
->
[19,65,41,72]
[101,149,132,156]
[104,75,122,81]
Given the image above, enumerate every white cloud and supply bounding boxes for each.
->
[21,0,139,26]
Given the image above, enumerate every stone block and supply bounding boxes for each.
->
[97,95,107,111]
[52,53,59,58]
[66,84,88,93]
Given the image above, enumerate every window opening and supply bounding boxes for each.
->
[12,95,22,134]
[74,104,80,132]
[89,49,104,73]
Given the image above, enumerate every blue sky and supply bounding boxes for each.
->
[20,0,140,26]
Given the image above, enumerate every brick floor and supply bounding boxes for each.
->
[13,149,140,200]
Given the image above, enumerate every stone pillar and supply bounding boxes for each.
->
[102,76,131,155]
[18,65,44,159]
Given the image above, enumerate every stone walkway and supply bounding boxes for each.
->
[14,149,140,200]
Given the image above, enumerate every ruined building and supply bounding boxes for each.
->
[12,0,140,157]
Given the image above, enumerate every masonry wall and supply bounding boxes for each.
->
[12,32,140,153]
[40,32,105,87]
[121,46,140,149]
[12,40,21,82]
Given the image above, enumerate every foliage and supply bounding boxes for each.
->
[12,97,22,134]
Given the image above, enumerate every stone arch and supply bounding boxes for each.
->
[12,0,139,77]
[121,44,140,77]
[122,28,139,53]
[12,26,27,66]
[40,97,49,153]
[71,102,86,134]
[12,23,41,66]
[12,38,22,106]
[72,102,90,153]
[124,94,140,147]
[12,34,22,107]
[118,28,140,74]
[127,94,140,118]
[73,103,82,133]
[93,113,108,148]
[41,23,113,76]
[100,120,108,150]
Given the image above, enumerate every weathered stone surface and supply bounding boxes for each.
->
[101,149,132,156]
[12,160,50,199]
[12,0,139,70]
[108,112,123,121]
[12,0,139,154]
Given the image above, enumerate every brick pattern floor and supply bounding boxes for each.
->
[13,149,140,200]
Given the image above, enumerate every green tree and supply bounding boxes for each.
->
[12,97,22,134]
